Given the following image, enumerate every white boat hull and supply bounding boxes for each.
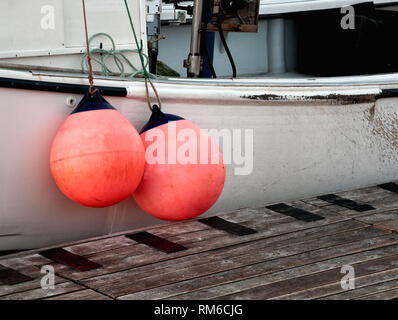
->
[0,69,397,250]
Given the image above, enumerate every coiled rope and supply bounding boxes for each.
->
[80,32,152,79]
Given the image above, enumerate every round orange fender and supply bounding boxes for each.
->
[133,105,225,221]
[50,91,145,208]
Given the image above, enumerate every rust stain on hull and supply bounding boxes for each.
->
[241,93,377,105]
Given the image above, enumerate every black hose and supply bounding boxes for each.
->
[217,15,237,78]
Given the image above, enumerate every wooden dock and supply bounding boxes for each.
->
[1,182,398,300]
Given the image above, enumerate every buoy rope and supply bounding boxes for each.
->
[123,0,162,111]
[81,0,98,96]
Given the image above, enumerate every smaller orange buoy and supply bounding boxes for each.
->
[50,90,145,208]
[133,105,225,221]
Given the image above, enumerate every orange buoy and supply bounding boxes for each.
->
[133,105,225,221]
[50,90,145,208]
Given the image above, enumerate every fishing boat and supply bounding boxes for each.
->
[0,0,397,251]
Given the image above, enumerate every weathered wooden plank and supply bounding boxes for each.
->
[216,254,398,299]
[146,211,295,244]
[88,227,393,298]
[0,276,69,298]
[277,267,398,300]
[8,220,367,299]
[0,254,70,297]
[32,208,279,263]
[0,183,396,300]
[122,238,398,300]
[355,211,398,224]
[57,210,289,259]
[318,270,398,300]
[63,222,220,261]
[45,289,112,300]
[336,186,389,201]
[217,207,287,223]
[302,198,336,208]
[362,194,398,213]
[78,220,367,290]
[64,236,136,257]
[373,219,398,232]
[0,254,52,273]
[151,207,273,239]
[149,227,227,249]
[47,209,351,281]
[354,287,398,300]
[85,221,371,293]
[0,281,84,300]
[149,221,213,240]
[151,207,280,239]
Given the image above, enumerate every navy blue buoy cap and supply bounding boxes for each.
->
[140,105,184,134]
[71,89,116,114]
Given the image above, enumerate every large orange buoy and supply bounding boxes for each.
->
[133,105,225,221]
[50,90,145,208]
